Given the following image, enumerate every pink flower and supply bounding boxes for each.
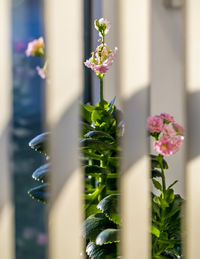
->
[37,233,48,246]
[171,136,183,154]
[154,136,183,156]
[84,46,117,75]
[147,116,163,133]
[173,123,184,138]
[26,37,45,57]
[36,66,47,79]
[160,113,175,124]
[163,124,176,139]
[154,136,174,156]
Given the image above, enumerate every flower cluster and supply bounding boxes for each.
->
[25,37,47,79]
[25,37,45,57]
[84,18,117,76]
[147,113,184,156]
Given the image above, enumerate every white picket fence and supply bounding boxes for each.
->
[1,0,200,258]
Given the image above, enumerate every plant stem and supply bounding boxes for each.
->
[98,159,107,201]
[158,155,166,198]
[161,166,166,198]
[100,76,104,106]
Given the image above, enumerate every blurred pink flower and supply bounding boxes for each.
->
[36,66,47,79]
[147,115,163,133]
[163,124,176,139]
[14,41,26,53]
[171,136,183,154]
[37,233,48,246]
[26,37,44,57]
[173,123,184,138]
[23,227,36,239]
[160,113,175,124]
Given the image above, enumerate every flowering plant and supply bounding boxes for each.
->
[148,113,184,259]
[26,18,184,259]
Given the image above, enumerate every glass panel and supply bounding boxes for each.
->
[11,1,47,258]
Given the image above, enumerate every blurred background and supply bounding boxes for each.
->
[11,0,46,258]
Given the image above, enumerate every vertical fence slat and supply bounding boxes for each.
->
[45,1,83,258]
[151,0,185,197]
[0,0,14,259]
[185,0,200,258]
[119,0,150,258]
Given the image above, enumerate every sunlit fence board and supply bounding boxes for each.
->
[119,0,150,258]
[151,0,185,197]
[0,1,14,259]
[45,1,83,258]
[185,0,200,258]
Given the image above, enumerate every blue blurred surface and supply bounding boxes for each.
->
[11,0,47,258]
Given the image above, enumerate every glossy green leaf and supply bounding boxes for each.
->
[29,132,50,155]
[80,138,115,152]
[84,165,110,176]
[81,150,103,161]
[83,213,116,241]
[80,121,94,135]
[86,242,118,259]
[97,194,120,225]
[32,163,50,183]
[85,130,114,142]
[96,228,119,246]
[28,184,49,203]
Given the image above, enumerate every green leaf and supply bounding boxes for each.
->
[97,194,121,225]
[83,213,116,241]
[80,122,94,135]
[28,184,49,203]
[80,139,115,152]
[84,165,110,176]
[152,179,162,192]
[86,242,118,259]
[155,256,171,259]
[96,229,119,246]
[152,170,162,178]
[166,189,175,204]
[85,130,115,142]
[152,200,161,217]
[92,110,102,123]
[29,132,49,155]
[81,104,95,123]
[81,150,102,161]
[108,96,116,112]
[32,163,50,183]
[85,186,106,214]
[151,155,168,170]
[153,196,161,206]
[151,225,160,237]
[167,180,178,190]
[85,205,101,219]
